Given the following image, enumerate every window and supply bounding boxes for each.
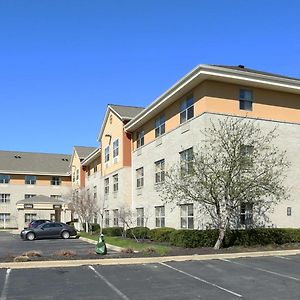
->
[93,164,97,174]
[240,145,254,167]
[87,167,91,177]
[51,176,61,186]
[76,169,79,180]
[113,139,119,158]
[180,94,194,124]
[0,174,10,184]
[287,207,292,216]
[105,146,110,163]
[136,208,144,227]
[93,186,97,200]
[137,131,144,148]
[180,204,194,229]
[113,174,119,192]
[180,148,194,175]
[0,194,10,203]
[155,115,166,138]
[87,189,90,201]
[239,89,253,111]
[25,213,37,223]
[72,172,75,182]
[93,213,98,224]
[104,210,109,227]
[240,203,253,226]
[113,209,119,226]
[0,213,10,222]
[50,195,61,199]
[136,167,144,188]
[25,175,36,185]
[155,159,165,184]
[50,214,56,222]
[155,206,165,227]
[104,178,109,194]
[25,194,36,199]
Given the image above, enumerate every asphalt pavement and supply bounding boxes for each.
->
[1,255,300,299]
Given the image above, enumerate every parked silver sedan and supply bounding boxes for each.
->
[20,222,77,241]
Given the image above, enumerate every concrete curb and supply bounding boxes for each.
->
[1,249,300,270]
[79,237,125,253]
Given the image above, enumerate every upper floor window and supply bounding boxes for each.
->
[25,194,36,199]
[104,210,109,227]
[180,94,194,124]
[180,148,194,176]
[0,174,10,184]
[137,131,144,148]
[50,195,61,199]
[76,169,79,180]
[113,139,119,158]
[104,178,109,194]
[93,186,97,200]
[25,175,36,185]
[105,146,110,163]
[239,89,253,111]
[180,204,194,229]
[0,194,10,203]
[51,176,61,186]
[136,167,144,188]
[93,163,97,174]
[0,213,10,222]
[87,167,91,177]
[155,159,165,184]
[72,172,75,182]
[113,174,119,192]
[155,115,166,138]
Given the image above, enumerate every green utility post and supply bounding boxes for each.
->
[96,233,107,255]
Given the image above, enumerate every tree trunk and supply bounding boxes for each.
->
[85,221,89,233]
[214,228,225,250]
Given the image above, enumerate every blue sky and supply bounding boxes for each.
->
[1,0,299,154]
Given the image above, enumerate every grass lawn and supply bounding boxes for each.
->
[79,232,172,255]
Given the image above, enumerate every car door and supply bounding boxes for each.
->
[52,223,63,238]
[35,223,51,238]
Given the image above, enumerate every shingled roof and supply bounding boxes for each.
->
[74,146,97,160]
[0,150,71,175]
[109,104,144,120]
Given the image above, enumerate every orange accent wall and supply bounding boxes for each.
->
[123,131,132,166]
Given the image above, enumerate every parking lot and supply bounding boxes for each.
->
[1,254,300,299]
[0,231,100,259]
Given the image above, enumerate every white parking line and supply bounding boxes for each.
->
[0,269,11,300]
[221,259,300,282]
[275,256,292,261]
[88,266,131,300]
[160,262,243,298]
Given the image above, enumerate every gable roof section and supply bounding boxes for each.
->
[97,104,144,141]
[0,150,71,176]
[74,146,97,160]
[16,195,66,204]
[124,64,300,131]
[81,147,101,166]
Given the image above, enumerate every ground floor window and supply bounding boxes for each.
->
[155,206,165,228]
[136,208,144,227]
[104,210,109,227]
[25,213,37,223]
[240,203,253,226]
[0,213,10,222]
[113,209,119,226]
[180,204,194,229]
[50,214,56,222]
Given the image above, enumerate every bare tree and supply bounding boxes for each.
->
[69,188,99,233]
[161,117,290,249]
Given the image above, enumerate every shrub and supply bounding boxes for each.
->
[22,251,42,257]
[102,227,123,237]
[149,227,176,243]
[14,256,30,262]
[54,249,77,257]
[121,248,135,254]
[90,224,100,233]
[126,227,150,239]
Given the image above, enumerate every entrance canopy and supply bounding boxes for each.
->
[16,195,70,211]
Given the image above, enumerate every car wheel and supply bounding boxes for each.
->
[61,231,70,239]
[26,232,35,241]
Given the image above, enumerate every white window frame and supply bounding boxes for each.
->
[240,202,253,226]
[0,174,10,184]
[104,210,109,227]
[180,148,194,176]
[104,178,109,194]
[155,115,166,138]
[239,89,253,111]
[136,208,144,227]
[51,176,61,186]
[25,194,36,199]
[180,204,194,229]
[25,175,36,185]
[137,131,144,148]
[180,94,194,124]
[0,213,10,222]
[155,206,165,228]
[0,194,10,203]
[105,146,110,163]
[113,209,119,226]
[155,159,165,184]
[113,139,119,159]
[93,186,97,200]
[25,213,37,223]
[113,174,119,192]
[136,167,144,188]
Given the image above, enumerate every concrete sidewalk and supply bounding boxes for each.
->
[1,248,300,270]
